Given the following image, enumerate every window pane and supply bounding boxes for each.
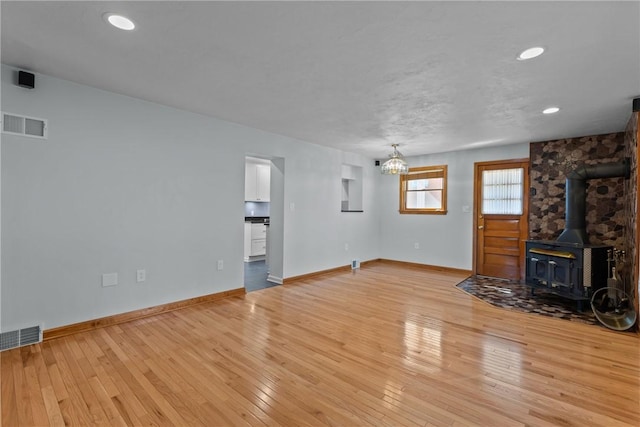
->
[407,179,425,191]
[428,178,443,189]
[406,190,442,209]
[482,168,523,215]
[407,177,443,191]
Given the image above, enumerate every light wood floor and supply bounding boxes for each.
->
[2,262,639,426]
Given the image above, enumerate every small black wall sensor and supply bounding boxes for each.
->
[633,97,640,112]
[375,160,380,166]
[18,71,35,89]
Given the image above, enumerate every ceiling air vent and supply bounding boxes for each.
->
[1,112,47,139]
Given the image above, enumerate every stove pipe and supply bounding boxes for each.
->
[556,159,630,245]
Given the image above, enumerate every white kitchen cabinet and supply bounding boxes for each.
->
[245,164,257,201]
[256,164,270,201]
[250,223,267,256]
[251,223,267,239]
[251,239,266,255]
[244,222,252,260]
[245,162,270,202]
[244,222,267,261]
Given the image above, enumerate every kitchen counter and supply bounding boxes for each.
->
[245,216,270,224]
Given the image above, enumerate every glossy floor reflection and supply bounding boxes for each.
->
[244,260,279,292]
[3,262,638,426]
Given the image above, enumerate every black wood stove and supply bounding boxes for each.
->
[525,240,610,310]
[525,159,629,311]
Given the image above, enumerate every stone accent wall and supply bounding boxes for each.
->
[529,133,626,247]
[623,112,638,321]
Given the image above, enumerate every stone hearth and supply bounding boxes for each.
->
[456,275,597,325]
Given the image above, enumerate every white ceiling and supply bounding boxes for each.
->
[2,1,639,159]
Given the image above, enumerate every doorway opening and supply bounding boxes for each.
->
[243,155,284,292]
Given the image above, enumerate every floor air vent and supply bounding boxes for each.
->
[0,325,42,351]
[1,112,47,139]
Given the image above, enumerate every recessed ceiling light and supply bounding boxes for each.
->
[517,47,545,61]
[543,107,560,114]
[104,13,135,31]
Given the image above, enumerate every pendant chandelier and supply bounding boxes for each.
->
[381,144,409,175]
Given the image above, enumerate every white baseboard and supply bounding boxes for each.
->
[267,275,283,284]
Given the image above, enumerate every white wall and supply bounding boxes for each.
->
[282,148,379,277]
[1,65,380,331]
[0,67,3,334]
[377,144,530,270]
[267,158,285,283]
[0,64,533,333]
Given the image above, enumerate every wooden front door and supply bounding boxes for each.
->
[474,159,529,280]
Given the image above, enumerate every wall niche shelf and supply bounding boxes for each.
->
[341,164,363,213]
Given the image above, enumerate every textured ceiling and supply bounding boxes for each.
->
[2,1,639,158]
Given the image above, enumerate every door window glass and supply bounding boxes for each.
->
[482,168,524,215]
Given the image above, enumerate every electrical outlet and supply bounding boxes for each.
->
[344,243,349,251]
[102,273,118,287]
[217,260,224,270]
[414,242,420,249]
[136,269,146,283]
